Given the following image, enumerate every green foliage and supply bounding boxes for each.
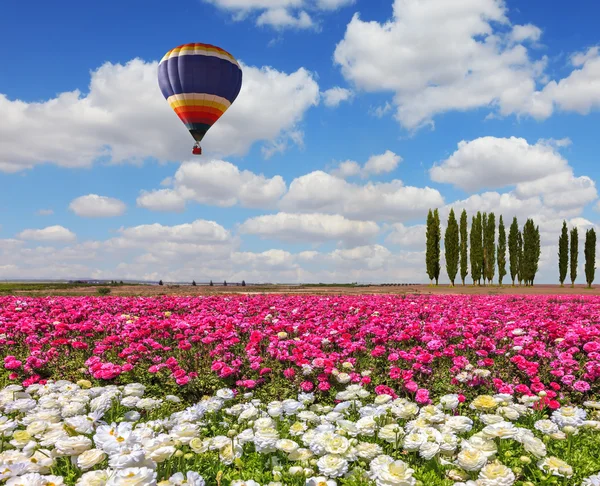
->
[522,219,541,286]
[517,229,524,285]
[433,209,441,285]
[459,209,469,286]
[497,215,507,286]
[508,217,519,285]
[559,221,569,287]
[97,287,111,296]
[484,212,496,285]
[444,208,459,286]
[426,209,436,284]
[469,214,481,285]
[571,227,579,287]
[585,228,597,288]
[481,212,487,286]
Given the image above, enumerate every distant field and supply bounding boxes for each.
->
[1,281,600,296]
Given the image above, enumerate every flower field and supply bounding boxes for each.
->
[1,294,600,485]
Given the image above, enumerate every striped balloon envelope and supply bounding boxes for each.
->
[158,43,243,153]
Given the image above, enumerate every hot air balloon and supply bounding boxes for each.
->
[158,43,243,155]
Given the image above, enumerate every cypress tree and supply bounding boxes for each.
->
[476,212,484,285]
[558,221,569,287]
[433,209,441,285]
[485,213,496,285]
[523,219,534,286]
[497,215,507,286]
[517,230,524,285]
[508,217,519,286]
[481,212,487,286]
[585,228,596,288]
[445,208,459,286]
[469,215,480,285]
[426,209,436,285]
[570,227,578,287]
[460,209,469,285]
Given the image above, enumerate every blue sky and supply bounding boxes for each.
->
[1,0,600,283]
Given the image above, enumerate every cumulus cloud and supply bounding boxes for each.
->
[280,170,443,221]
[322,87,354,107]
[204,0,354,29]
[0,59,319,172]
[17,225,76,243]
[331,150,402,179]
[238,212,380,244]
[385,223,426,249]
[333,0,600,130]
[137,160,286,211]
[429,136,597,209]
[69,194,126,218]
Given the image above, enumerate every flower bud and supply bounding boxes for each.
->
[520,456,531,464]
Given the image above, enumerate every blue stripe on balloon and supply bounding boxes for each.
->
[158,55,242,103]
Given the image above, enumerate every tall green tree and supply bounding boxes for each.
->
[517,230,524,285]
[425,209,436,285]
[508,217,519,286]
[485,213,496,285]
[558,221,569,287]
[445,209,459,286]
[433,209,441,285]
[469,215,480,285]
[570,227,579,287]
[460,209,468,286]
[497,215,507,286]
[481,213,487,286]
[585,228,596,289]
[521,218,541,286]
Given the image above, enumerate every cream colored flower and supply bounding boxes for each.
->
[77,449,107,470]
[316,454,348,478]
[477,463,515,486]
[470,396,499,412]
[457,449,488,471]
[537,457,573,477]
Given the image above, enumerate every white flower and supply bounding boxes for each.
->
[77,449,107,470]
[76,470,111,486]
[356,416,377,436]
[440,394,460,410]
[355,442,383,460]
[402,432,427,452]
[481,422,518,440]
[378,424,404,444]
[551,406,586,428]
[521,436,546,458]
[582,473,600,486]
[216,389,235,400]
[168,472,205,486]
[254,427,279,453]
[219,440,243,465]
[477,463,515,486]
[445,416,473,434]
[537,457,573,477]
[7,473,65,486]
[55,436,93,456]
[316,454,348,478]
[276,439,300,454]
[534,419,559,435]
[372,458,416,486]
[106,467,157,485]
[457,449,488,471]
[306,477,336,486]
[230,481,260,486]
[419,442,440,460]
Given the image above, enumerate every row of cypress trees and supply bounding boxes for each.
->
[427,209,598,287]
[426,209,541,287]
[557,222,597,288]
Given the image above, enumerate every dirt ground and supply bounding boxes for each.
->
[8,283,600,297]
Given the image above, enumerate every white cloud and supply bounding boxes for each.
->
[0,59,319,172]
[37,209,54,216]
[429,136,598,210]
[332,0,600,130]
[238,212,380,244]
[69,194,126,218]
[385,223,426,249]
[322,87,354,107]
[331,150,402,179]
[430,136,568,191]
[17,225,76,243]
[137,160,286,211]
[280,170,444,221]
[117,220,231,245]
[257,8,314,29]
[204,0,354,29]
[136,190,187,213]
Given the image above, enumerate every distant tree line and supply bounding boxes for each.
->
[426,209,597,287]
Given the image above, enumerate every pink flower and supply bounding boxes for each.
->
[300,381,314,392]
[375,385,398,399]
[415,388,430,404]
[573,380,591,392]
[405,381,418,393]
[318,381,331,391]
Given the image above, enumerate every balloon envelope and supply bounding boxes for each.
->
[158,43,243,143]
